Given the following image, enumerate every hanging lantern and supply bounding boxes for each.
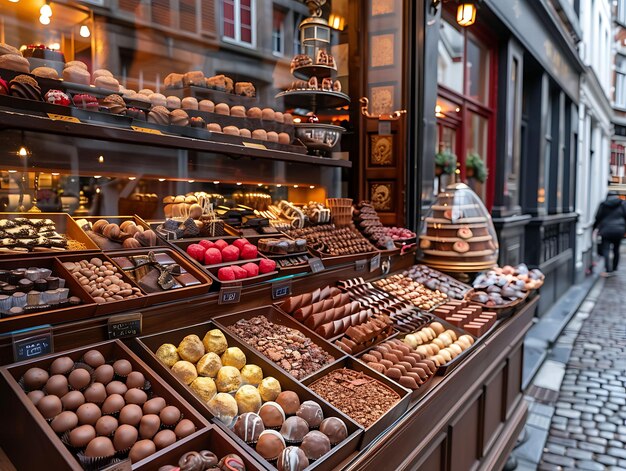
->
[456,1,478,27]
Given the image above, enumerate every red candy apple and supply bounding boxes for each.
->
[221,245,240,262]
[186,244,205,262]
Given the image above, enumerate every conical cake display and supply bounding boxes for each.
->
[418,183,499,272]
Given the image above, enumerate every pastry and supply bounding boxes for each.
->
[95,75,120,91]
[0,54,30,73]
[215,103,230,115]
[127,107,146,121]
[0,43,20,56]
[170,109,190,127]
[267,131,279,142]
[148,105,171,125]
[9,75,42,101]
[283,113,294,125]
[262,108,275,121]
[73,93,99,110]
[45,90,71,106]
[247,107,262,119]
[184,71,205,87]
[239,128,252,138]
[31,66,58,79]
[181,96,198,110]
[274,112,285,124]
[149,93,167,107]
[196,352,222,377]
[252,129,267,141]
[223,126,239,136]
[178,334,205,362]
[205,74,227,90]
[235,82,255,97]
[278,133,291,145]
[230,105,246,117]
[207,123,222,132]
[166,96,181,108]
[92,69,113,81]
[190,116,205,128]
[235,385,262,414]
[63,66,91,85]
[208,393,238,425]
[224,76,234,93]
[199,99,214,112]
[290,54,313,70]
[171,360,197,385]
[66,60,88,70]
[164,72,184,89]
[102,94,127,115]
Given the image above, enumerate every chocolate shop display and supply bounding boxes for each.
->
[352,201,416,250]
[283,224,377,257]
[432,300,497,337]
[373,274,448,311]
[76,218,160,251]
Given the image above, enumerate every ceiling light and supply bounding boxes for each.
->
[39,15,50,25]
[277,184,282,188]
[258,183,263,187]
[48,42,60,50]
[310,185,315,189]
[128,176,136,180]
[80,25,91,38]
[158,178,165,182]
[94,175,101,179]
[8,0,20,3]
[457,1,479,27]
[188,180,195,183]
[236,182,242,186]
[40,2,52,17]
[213,181,220,184]
[18,146,28,157]
[51,172,59,176]
[8,170,17,173]
[98,155,104,163]
[293,185,299,188]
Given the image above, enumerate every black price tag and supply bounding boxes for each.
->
[308,257,325,273]
[355,259,367,272]
[101,458,132,471]
[370,253,381,272]
[107,313,142,340]
[271,280,292,300]
[219,284,242,304]
[12,328,53,362]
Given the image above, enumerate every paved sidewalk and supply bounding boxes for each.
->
[533,265,626,470]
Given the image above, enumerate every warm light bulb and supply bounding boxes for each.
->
[18,147,28,157]
[94,175,101,179]
[158,178,165,182]
[435,105,442,113]
[277,184,282,188]
[48,42,60,50]
[9,0,20,3]
[39,15,51,25]
[188,180,195,183]
[213,181,220,184]
[457,3,477,27]
[8,170,17,173]
[128,176,136,180]
[310,185,315,189]
[51,172,59,176]
[80,25,91,38]
[257,183,263,187]
[236,182,242,186]
[98,155,104,163]
[40,3,52,17]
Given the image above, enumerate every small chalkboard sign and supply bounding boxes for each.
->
[308,257,325,273]
[107,313,142,340]
[219,284,242,305]
[101,458,132,471]
[370,253,381,272]
[355,259,367,272]
[272,280,292,300]
[12,328,53,362]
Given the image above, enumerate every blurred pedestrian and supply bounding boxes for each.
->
[593,191,626,277]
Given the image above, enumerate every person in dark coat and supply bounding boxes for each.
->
[593,192,626,277]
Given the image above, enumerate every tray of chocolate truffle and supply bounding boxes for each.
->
[403,264,473,301]
[74,216,166,252]
[136,425,264,471]
[0,213,99,257]
[0,258,96,331]
[214,306,345,382]
[134,323,362,470]
[0,339,210,471]
[180,237,279,288]
[399,319,478,376]
[302,357,410,448]
[432,300,497,337]
[468,266,533,317]
[353,201,417,253]
[107,249,213,305]
[373,274,450,312]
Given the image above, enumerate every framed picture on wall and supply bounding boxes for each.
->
[368,82,396,116]
[369,135,395,167]
[371,0,397,16]
[368,181,395,212]
[369,31,396,69]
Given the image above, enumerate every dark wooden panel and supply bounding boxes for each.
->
[506,344,523,419]
[414,434,446,471]
[482,366,506,455]
[449,393,482,471]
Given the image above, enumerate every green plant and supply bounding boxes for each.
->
[435,151,457,175]
[466,152,488,183]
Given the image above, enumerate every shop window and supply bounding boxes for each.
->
[152,0,171,27]
[616,55,626,109]
[619,0,626,25]
[437,20,464,95]
[293,13,304,55]
[272,8,286,56]
[179,0,198,33]
[222,0,255,47]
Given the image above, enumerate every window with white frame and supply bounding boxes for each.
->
[272,8,285,55]
[619,0,626,25]
[222,0,255,47]
[293,13,304,55]
[616,55,626,108]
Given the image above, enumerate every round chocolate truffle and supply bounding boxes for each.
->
[280,416,309,444]
[102,393,125,415]
[218,453,246,471]
[129,439,156,463]
[143,397,167,415]
[296,401,323,428]
[84,382,107,404]
[37,394,62,419]
[50,356,74,376]
[120,404,143,427]
[62,390,85,411]
[177,334,205,363]
[125,388,148,406]
[23,367,49,390]
[126,371,146,389]
[51,411,79,434]
[276,391,301,416]
[85,436,115,457]
[199,450,218,468]
[160,405,181,427]
[27,390,45,406]
[114,424,138,451]
[258,376,282,402]
[235,384,262,414]
[233,412,265,443]
[68,368,91,391]
[240,364,263,387]
[259,401,285,428]
[139,414,161,440]
[69,424,96,447]
[106,380,128,396]
[113,359,132,377]
[277,446,309,471]
[45,374,69,397]
[94,364,115,385]
[319,417,348,445]
[83,350,106,368]
[153,429,177,450]
[221,347,246,370]
[174,419,196,439]
[300,430,331,461]
[95,415,119,437]
[256,429,286,461]
[208,392,238,425]
[77,402,102,426]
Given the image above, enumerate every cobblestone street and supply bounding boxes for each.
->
[537,265,626,470]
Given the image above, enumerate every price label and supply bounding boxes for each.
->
[132,125,163,135]
[243,141,268,150]
[107,313,142,340]
[378,122,392,135]
[355,259,367,272]
[384,240,396,251]
[101,459,132,471]
[271,280,292,300]
[308,257,325,273]
[219,284,242,305]
[47,113,80,123]
[12,328,53,362]
[370,253,381,272]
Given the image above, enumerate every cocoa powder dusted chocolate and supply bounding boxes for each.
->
[228,316,334,379]
[308,368,400,428]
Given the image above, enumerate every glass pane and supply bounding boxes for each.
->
[465,112,488,201]
[240,26,252,43]
[466,37,489,104]
[437,19,464,95]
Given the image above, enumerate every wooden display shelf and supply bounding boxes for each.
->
[0,108,351,168]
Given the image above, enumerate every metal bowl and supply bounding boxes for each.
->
[294,123,344,156]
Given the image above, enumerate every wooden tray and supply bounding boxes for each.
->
[214,306,346,382]
[133,320,362,470]
[56,253,148,316]
[134,426,266,471]
[107,248,213,306]
[74,215,168,252]
[0,212,100,258]
[0,256,97,333]
[467,290,529,319]
[302,357,410,449]
[0,340,210,471]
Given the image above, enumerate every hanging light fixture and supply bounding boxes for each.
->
[40,1,52,17]
[80,25,91,38]
[39,14,51,25]
[456,0,479,27]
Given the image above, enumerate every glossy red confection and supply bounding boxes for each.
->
[73,93,99,110]
[0,77,8,95]
[259,259,276,274]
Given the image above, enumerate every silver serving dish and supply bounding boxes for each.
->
[294,122,344,156]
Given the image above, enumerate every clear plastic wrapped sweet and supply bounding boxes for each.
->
[418,183,499,271]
